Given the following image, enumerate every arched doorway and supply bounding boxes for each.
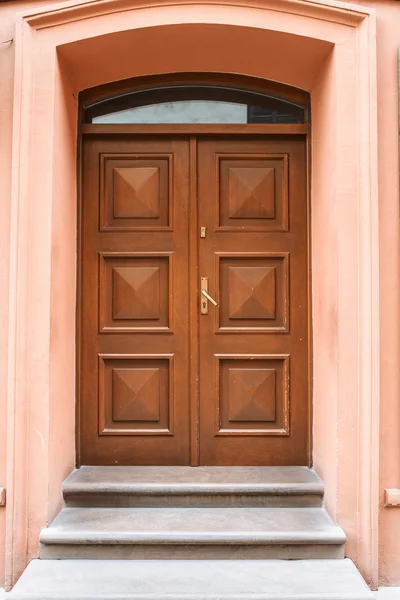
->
[77,74,311,466]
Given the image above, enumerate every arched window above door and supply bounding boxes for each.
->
[84,85,309,125]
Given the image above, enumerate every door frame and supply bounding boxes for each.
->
[76,84,312,465]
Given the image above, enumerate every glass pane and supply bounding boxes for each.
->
[248,107,303,124]
[86,85,308,124]
[92,100,248,124]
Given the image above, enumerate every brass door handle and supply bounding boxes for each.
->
[200,277,218,314]
[201,290,218,307]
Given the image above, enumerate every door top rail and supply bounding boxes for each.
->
[81,124,310,136]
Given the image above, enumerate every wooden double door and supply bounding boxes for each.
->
[79,133,309,465]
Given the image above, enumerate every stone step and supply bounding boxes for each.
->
[62,466,324,508]
[9,558,373,600]
[39,506,345,560]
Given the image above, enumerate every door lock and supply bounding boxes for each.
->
[200,278,218,314]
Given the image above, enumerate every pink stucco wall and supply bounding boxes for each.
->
[0,5,14,589]
[0,0,398,589]
[0,1,66,586]
[371,0,400,585]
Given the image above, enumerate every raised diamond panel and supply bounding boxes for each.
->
[218,155,288,231]
[228,167,275,219]
[99,254,171,333]
[100,154,171,230]
[218,356,289,435]
[113,266,160,320]
[113,167,160,218]
[228,368,276,422]
[229,266,276,320]
[218,254,288,333]
[113,368,160,422]
[99,356,172,435]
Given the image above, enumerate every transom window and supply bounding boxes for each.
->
[85,85,308,125]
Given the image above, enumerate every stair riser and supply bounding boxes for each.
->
[63,494,323,508]
[8,596,374,600]
[8,595,375,600]
[40,544,344,560]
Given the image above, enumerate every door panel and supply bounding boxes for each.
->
[197,136,309,465]
[80,137,190,465]
[217,254,289,332]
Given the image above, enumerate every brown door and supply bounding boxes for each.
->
[80,136,191,464]
[79,133,309,466]
[197,136,309,465]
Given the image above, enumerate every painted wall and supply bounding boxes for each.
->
[0,0,398,589]
[325,0,400,585]
[369,0,400,586]
[0,6,13,589]
[0,1,63,586]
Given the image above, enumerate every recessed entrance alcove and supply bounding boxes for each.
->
[7,0,379,589]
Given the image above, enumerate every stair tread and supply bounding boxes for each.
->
[40,507,345,545]
[9,559,372,599]
[63,466,323,495]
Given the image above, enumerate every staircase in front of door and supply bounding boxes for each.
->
[9,467,373,600]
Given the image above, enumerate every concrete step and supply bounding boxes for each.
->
[39,506,345,560]
[63,466,324,508]
[9,558,373,600]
